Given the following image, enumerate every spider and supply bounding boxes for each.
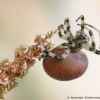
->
[38,15,100,61]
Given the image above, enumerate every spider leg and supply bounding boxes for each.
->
[38,43,70,61]
[82,23,100,50]
[76,15,85,31]
[82,42,95,51]
[77,24,94,42]
[94,49,100,54]
[56,43,70,61]
[64,18,70,34]
[38,49,57,60]
[38,48,67,61]
[77,28,96,52]
[57,23,68,40]
[58,31,68,40]
[77,23,100,54]
[58,18,75,48]
[61,48,70,58]
[83,23,100,33]
[58,18,71,39]
[54,48,70,61]
[76,16,97,51]
[88,29,95,45]
[82,42,100,55]
[84,27,95,47]
[38,53,46,60]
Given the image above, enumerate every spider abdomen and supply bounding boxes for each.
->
[43,47,88,81]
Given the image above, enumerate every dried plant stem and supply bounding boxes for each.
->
[0,32,54,99]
